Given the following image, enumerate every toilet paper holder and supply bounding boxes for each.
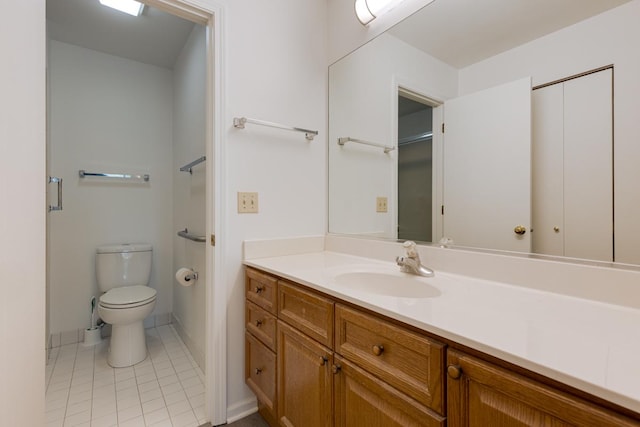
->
[176,267,199,286]
[184,270,198,282]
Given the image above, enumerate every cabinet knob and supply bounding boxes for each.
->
[372,345,385,356]
[332,364,342,375]
[553,226,560,233]
[319,356,328,366]
[255,319,263,327]
[447,364,462,379]
[255,368,263,375]
[255,286,264,294]
[514,225,527,235]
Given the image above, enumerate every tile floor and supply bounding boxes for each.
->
[45,325,207,427]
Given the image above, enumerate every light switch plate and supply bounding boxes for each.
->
[376,197,388,213]
[238,192,259,213]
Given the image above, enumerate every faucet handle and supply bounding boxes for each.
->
[403,240,418,257]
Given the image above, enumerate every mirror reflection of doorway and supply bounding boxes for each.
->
[397,92,433,242]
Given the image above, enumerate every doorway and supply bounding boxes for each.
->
[45,0,224,425]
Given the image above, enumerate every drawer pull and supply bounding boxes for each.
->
[320,356,328,366]
[332,364,342,375]
[255,286,264,294]
[447,364,462,379]
[255,319,263,327]
[255,368,263,375]
[372,344,385,356]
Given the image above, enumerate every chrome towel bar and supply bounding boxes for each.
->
[337,137,395,153]
[233,117,318,141]
[180,156,206,174]
[177,228,206,243]
[79,170,150,182]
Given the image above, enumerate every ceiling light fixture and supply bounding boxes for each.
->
[99,0,144,17]
[355,0,404,25]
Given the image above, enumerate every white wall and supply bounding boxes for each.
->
[172,25,207,369]
[48,41,174,335]
[0,0,46,424]
[219,0,329,418]
[458,0,640,265]
[328,33,457,238]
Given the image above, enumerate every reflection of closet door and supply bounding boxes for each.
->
[532,68,613,262]
[565,69,613,261]
[532,84,564,256]
[443,77,532,252]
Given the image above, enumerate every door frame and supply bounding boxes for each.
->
[144,1,227,424]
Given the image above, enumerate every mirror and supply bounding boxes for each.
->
[328,0,639,265]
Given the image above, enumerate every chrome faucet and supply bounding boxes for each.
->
[396,241,434,277]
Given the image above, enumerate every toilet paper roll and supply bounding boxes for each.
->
[175,267,197,287]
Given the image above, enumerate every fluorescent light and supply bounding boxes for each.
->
[99,0,144,17]
[355,0,404,25]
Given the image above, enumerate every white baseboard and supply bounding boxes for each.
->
[225,397,258,424]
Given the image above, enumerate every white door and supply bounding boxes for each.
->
[532,84,564,256]
[532,68,613,262]
[443,77,532,252]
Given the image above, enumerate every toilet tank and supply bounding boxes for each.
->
[96,244,152,292]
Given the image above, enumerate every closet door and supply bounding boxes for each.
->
[532,84,564,256]
[563,69,613,261]
[532,68,613,262]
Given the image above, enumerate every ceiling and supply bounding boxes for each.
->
[388,0,632,68]
[46,0,196,69]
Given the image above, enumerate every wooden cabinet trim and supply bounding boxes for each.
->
[278,280,334,349]
[447,349,640,427]
[335,303,445,414]
[334,355,445,427]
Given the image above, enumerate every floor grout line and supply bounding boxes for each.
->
[45,325,206,427]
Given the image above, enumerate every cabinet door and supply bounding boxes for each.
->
[278,321,333,427]
[334,356,445,427]
[245,332,277,425]
[447,349,639,427]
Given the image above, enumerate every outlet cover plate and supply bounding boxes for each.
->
[376,197,388,213]
[238,192,259,213]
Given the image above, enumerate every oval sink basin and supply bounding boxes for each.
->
[333,272,441,298]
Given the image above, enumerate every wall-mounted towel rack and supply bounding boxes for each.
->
[180,156,206,174]
[233,117,318,141]
[337,137,395,153]
[79,170,150,182]
[177,228,206,243]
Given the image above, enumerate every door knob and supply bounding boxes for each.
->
[514,225,527,235]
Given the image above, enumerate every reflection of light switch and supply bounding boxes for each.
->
[238,192,259,213]
[376,197,388,213]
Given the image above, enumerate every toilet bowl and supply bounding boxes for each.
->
[98,285,157,367]
[96,243,156,367]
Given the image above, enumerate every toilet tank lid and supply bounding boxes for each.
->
[96,243,152,254]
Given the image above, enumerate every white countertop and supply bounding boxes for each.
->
[244,250,640,414]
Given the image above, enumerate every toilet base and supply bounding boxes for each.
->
[107,320,147,367]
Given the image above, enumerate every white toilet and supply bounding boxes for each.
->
[96,243,157,367]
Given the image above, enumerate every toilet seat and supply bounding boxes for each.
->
[99,285,157,309]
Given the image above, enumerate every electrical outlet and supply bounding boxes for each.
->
[238,192,259,213]
[376,197,388,213]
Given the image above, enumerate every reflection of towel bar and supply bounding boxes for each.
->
[177,228,206,243]
[79,170,150,182]
[179,156,206,174]
[233,117,318,141]
[338,137,395,153]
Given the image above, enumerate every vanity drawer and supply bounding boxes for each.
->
[246,301,277,351]
[246,267,278,315]
[278,281,334,349]
[245,332,277,424]
[335,304,445,414]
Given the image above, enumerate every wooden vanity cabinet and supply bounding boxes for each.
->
[245,267,640,427]
[447,349,640,427]
[245,268,279,425]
